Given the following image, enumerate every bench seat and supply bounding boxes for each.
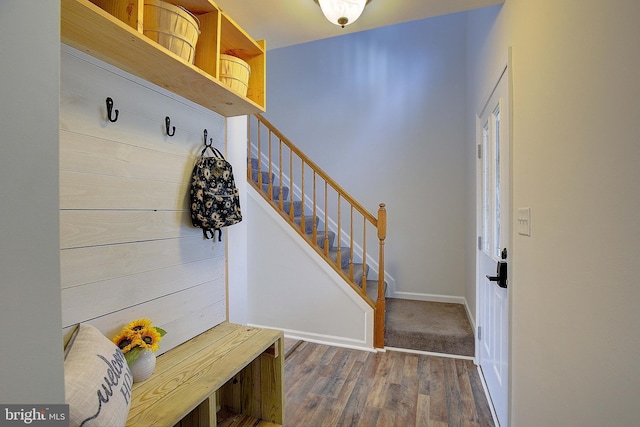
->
[126,322,284,427]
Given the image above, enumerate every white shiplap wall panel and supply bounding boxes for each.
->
[59,52,224,158]
[62,280,226,356]
[157,301,227,352]
[60,50,225,144]
[60,45,227,352]
[62,258,225,327]
[60,210,197,249]
[60,132,193,183]
[60,237,223,288]
[60,171,189,210]
[60,95,205,159]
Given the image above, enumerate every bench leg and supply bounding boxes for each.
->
[172,393,217,427]
[197,394,217,427]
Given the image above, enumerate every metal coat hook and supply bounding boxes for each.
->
[165,116,175,137]
[106,97,119,122]
[203,129,213,147]
[201,129,214,155]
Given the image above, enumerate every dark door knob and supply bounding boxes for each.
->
[486,249,508,288]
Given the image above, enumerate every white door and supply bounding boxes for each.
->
[476,64,510,426]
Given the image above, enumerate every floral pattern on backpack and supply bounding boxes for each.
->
[189,146,242,240]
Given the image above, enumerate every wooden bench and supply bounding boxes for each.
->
[126,322,284,427]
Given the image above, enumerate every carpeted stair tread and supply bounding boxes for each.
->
[365,279,387,301]
[384,299,475,357]
[294,215,322,234]
[328,247,352,269]
[343,263,368,286]
[260,183,289,201]
[251,170,275,184]
[313,230,336,248]
[281,200,304,217]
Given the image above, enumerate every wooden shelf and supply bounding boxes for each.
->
[61,0,266,117]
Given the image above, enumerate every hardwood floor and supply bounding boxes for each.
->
[284,341,495,427]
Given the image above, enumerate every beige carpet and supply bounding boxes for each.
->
[384,299,475,357]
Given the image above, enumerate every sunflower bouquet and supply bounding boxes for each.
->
[112,318,167,365]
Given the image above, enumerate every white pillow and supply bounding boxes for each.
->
[64,323,132,427]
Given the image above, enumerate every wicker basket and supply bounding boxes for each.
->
[143,0,200,64]
[219,54,251,97]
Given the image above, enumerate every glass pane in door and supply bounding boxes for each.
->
[482,121,490,254]
[493,105,501,259]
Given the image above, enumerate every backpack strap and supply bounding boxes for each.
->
[200,145,225,159]
[201,129,226,159]
[202,228,223,241]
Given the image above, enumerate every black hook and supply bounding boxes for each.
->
[106,97,119,122]
[165,116,175,137]
[203,129,213,147]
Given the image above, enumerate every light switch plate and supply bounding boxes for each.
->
[517,207,531,236]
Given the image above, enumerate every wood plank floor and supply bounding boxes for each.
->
[284,341,495,427]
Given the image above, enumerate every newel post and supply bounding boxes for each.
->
[374,203,387,349]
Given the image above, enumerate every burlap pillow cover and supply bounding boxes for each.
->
[64,323,132,427]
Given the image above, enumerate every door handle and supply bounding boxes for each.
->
[486,248,508,288]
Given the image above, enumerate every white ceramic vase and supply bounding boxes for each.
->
[130,350,156,383]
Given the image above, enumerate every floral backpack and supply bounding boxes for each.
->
[189,145,242,240]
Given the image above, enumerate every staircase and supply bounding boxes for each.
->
[247,114,387,348]
[248,158,376,298]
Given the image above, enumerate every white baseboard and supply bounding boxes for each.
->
[385,346,475,361]
[390,291,466,305]
[463,299,477,340]
[477,364,501,427]
[249,323,378,353]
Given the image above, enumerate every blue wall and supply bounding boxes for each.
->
[264,12,469,299]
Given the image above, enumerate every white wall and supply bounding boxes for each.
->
[227,116,249,325]
[247,187,374,349]
[467,1,640,425]
[0,1,65,403]
[264,13,469,300]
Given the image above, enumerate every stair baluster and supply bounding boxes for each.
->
[324,182,329,257]
[278,139,284,210]
[267,131,273,203]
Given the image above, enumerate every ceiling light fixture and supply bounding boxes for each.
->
[313,0,372,28]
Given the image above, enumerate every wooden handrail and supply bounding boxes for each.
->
[247,114,387,349]
[251,114,378,225]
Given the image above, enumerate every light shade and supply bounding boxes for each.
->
[317,0,367,28]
